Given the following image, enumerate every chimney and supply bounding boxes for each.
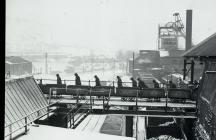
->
[185,10,192,51]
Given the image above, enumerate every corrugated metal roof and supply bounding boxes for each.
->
[5,56,31,64]
[183,33,216,58]
[5,76,48,137]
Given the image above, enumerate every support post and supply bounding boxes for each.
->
[25,117,27,134]
[76,90,79,104]
[183,59,187,80]
[132,52,135,78]
[126,106,134,137]
[47,106,49,120]
[9,124,12,140]
[191,60,194,83]
[103,96,105,111]
[69,114,71,128]
[90,89,92,111]
[146,117,148,127]
[136,90,138,111]
[165,89,168,112]
[73,116,75,126]
[49,88,52,105]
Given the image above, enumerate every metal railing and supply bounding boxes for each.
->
[46,85,197,112]
[35,78,169,88]
[4,102,58,140]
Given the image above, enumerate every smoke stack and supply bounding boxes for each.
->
[185,10,192,51]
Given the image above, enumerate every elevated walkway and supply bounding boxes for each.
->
[39,84,197,119]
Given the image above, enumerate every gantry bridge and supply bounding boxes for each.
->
[38,80,197,121]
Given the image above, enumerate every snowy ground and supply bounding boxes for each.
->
[76,115,107,132]
[16,124,135,140]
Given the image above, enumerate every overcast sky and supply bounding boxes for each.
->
[6,0,216,56]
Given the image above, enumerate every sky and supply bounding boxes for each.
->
[6,0,216,56]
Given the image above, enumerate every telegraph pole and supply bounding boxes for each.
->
[45,52,48,74]
[132,52,135,78]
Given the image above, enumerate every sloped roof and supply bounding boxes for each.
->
[6,56,31,64]
[182,33,216,58]
[5,77,48,137]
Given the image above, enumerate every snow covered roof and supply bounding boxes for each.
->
[6,56,31,64]
[5,77,48,137]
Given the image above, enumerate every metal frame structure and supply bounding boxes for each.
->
[158,12,185,51]
[41,84,197,119]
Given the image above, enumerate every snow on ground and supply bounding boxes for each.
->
[16,124,135,140]
[148,135,183,140]
[76,115,106,132]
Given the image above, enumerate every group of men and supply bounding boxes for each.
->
[56,73,81,85]
[129,77,160,89]
[56,73,160,89]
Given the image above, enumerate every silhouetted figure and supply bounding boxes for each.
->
[94,75,101,86]
[153,79,159,88]
[169,80,176,88]
[192,80,199,100]
[130,77,137,87]
[152,79,160,102]
[56,74,62,85]
[117,76,123,87]
[137,78,148,89]
[74,73,81,85]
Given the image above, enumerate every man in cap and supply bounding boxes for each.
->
[117,76,123,87]
[56,74,62,85]
[137,78,148,89]
[94,75,101,86]
[130,77,137,87]
[74,73,81,85]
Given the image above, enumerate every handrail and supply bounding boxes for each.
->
[35,78,165,85]
[4,109,55,138]
[5,102,58,128]
[104,89,112,110]
[66,100,90,128]
[46,86,193,98]
[4,101,58,139]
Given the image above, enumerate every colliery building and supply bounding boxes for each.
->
[5,56,32,76]
[183,33,216,140]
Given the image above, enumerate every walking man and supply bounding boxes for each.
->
[74,73,81,85]
[56,74,62,85]
[137,78,148,89]
[94,75,101,86]
[117,76,123,87]
[130,77,137,87]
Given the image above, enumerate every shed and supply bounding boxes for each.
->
[5,56,32,76]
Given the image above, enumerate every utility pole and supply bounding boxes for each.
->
[132,52,135,78]
[45,52,48,74]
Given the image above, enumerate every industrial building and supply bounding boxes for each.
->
[5,56,32,76]
[183,32,216,140]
